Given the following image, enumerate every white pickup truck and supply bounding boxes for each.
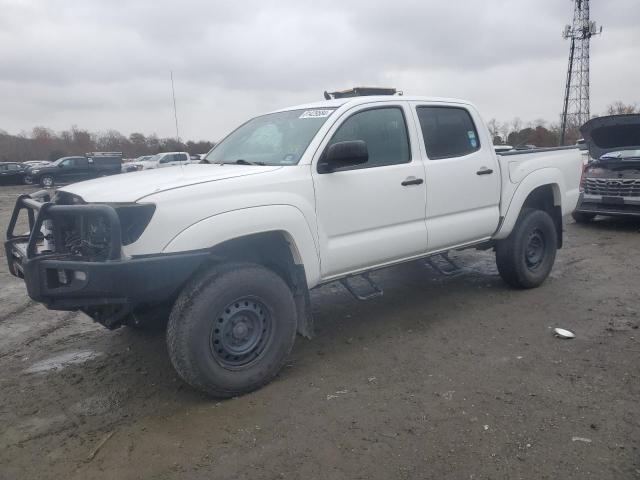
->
[127,151,191,170]
[5,91,582,397]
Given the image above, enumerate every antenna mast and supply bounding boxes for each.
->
[560,0,601,145]
[170,70,180,141]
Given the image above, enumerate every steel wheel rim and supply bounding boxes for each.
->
[525,228,545,270]
[42,177,53,187]
[210,298,271,368]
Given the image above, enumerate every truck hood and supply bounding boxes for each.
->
[59,164,282,203]
[580,114,640,159]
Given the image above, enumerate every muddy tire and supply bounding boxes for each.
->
[40,175,54,188]
[495,208,557,289]
[572,211,596,223]
[166,262,297,398]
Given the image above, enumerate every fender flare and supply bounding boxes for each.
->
[493,168,565,240]
[162,205,321,287]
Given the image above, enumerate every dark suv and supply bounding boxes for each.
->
[25,152,122,187]
[573,115,640,222]
[0,162,29,185]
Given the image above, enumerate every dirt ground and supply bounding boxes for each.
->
[0,184,638,480]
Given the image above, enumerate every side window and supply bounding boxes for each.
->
[7,163,19,170]
[416,107,480,160]
[177,153,188,162]
[159,154,173,164]
[74,157,88,168]
[325,107,410,170]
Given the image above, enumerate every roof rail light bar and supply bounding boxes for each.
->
[323,87,402,100]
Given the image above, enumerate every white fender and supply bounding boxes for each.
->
[162,205,322,287]
[493,168,566,240]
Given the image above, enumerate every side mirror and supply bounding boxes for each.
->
[318,140,369,173]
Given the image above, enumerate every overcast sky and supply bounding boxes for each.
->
[1,0,638,141]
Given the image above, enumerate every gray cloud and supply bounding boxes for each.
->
[0,0,638,140]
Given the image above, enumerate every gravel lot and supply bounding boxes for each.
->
[0,184,638,480]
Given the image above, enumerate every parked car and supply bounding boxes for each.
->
[126,152,190,171]
[572,114,640,222]
[23,160,52,168]
[122,155,153,173]
[24,152,122,187]
[5,90,583,398]
[0,162,29,185]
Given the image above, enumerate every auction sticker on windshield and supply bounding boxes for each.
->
[299,110,333,119]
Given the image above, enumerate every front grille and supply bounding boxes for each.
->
[584,178,640,197]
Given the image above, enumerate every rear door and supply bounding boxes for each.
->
[56,157,85,183]
[312,102,428,278]
[410,103,500,251]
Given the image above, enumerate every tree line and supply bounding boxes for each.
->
[0,126,216,162]
[0,101,637,162]
[489,101,639,148]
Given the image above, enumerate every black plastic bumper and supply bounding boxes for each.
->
[5,191,208,320]
[575,193,640,217]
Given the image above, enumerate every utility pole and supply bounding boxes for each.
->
[170,70,180,142]
[560,0,601,145]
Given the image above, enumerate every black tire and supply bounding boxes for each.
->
[40,175,54,188]
[23,175,34,185]
[495,208,557,289]
[572,211,596,223]
[167,262,297,398]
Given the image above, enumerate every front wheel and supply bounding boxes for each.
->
[167,262,297,398]
[495,208,557,289]
[40,175,54,188]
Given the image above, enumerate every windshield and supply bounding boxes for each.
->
[205,108,336,166]
[145,154,163,163]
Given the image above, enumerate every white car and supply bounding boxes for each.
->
[6,91,583,397]
[127,151,191,171]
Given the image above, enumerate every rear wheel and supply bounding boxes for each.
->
[23,175,34,185]
[495,208,557,289]
[167,262,297,398]
[40,175,54,188]
[572,211,596,223]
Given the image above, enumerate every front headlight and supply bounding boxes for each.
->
[114,204,156,245]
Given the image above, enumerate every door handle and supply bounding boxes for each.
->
[476,167,494,175]
[401,177,424,186]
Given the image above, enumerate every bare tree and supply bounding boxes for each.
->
[606,101,639,115]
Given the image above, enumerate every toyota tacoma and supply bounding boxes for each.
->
[5,89,583,397]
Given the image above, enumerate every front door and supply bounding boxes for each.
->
[312,103,428,279]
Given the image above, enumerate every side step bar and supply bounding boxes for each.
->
[339,273,383,301]
[424,252,468,277]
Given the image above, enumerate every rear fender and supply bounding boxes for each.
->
[494,168,564,240]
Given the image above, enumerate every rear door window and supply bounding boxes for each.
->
[416,107,480,159]
[74,157,88,168]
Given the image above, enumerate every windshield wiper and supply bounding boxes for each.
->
[213,158,267,166]
[232,159,266,166]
